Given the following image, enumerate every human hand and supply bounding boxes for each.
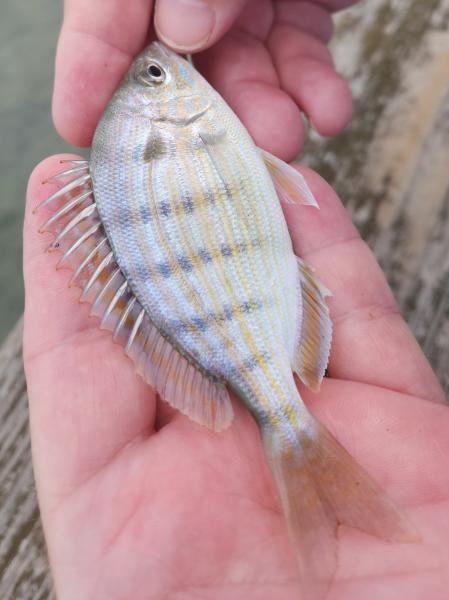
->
[24,154,448,600]
[53,0,356,160]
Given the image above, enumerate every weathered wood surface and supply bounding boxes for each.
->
[304,0,449,391]
[0,1,448,597]
[0,321,55,599]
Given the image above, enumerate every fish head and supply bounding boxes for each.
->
[113,42,212,122]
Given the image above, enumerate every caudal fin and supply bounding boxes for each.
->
[262,408,417,599]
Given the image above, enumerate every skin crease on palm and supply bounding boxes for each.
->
[23,0,449,599]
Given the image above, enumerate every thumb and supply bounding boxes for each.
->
[155,0,248,52]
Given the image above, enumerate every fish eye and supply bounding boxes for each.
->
[146,62,165,83]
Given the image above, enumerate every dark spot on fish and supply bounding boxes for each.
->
[137,203,152,225]
[223,182,233,198]
[144,133,167,162]
[205,299,263,325]
[111,206,132,228]
[220,244,233,257]
[223,305,234,321]
[182,193,194,214]
[242,355,258,371]
[168,319,188,335]
[205,188,216,205]
[192,317,208,332]
[156,261,172,278]
[219,241,250,258]
[158,201,172,218]
[178,255,193,272]
[242,350,271,372]
[241,300,257,313]
[198,248,212,263]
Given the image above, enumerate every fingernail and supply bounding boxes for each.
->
[155,0,215,52]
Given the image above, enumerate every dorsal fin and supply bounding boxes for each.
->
[294,257,332,392]
[35,161,234,431]
[259,148,319,207]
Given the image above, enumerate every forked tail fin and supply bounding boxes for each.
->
[262,405,417,599]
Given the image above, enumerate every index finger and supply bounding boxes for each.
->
[53,0,153,146]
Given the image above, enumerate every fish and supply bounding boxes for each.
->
[35,41,415,598]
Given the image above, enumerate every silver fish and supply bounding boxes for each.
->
[36,42,415,597]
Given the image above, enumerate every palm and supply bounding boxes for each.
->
[24,157,448,600]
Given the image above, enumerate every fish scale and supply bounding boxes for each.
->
[36,42,416,599]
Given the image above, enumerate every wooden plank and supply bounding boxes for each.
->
[0,1,448,596]
[0,321,55,598]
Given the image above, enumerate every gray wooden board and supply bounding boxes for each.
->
[0,321,55,599]
[0,1,448,597]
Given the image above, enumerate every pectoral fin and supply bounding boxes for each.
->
[260,148,319,207]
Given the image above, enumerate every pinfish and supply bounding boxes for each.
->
[35,42,414,597]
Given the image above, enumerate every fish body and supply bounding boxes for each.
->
[36,42,415,598]
[91,43,301,431]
